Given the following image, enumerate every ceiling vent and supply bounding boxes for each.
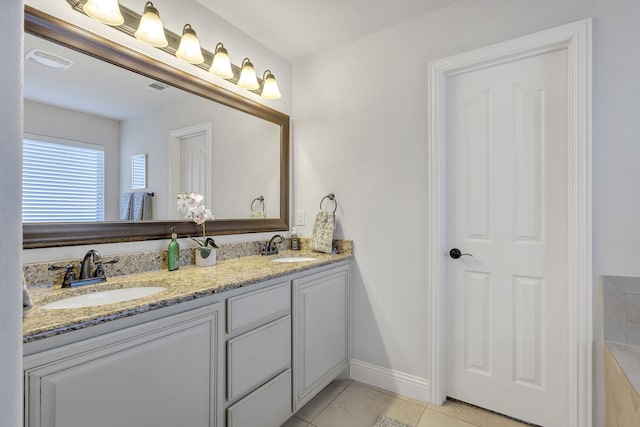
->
[147,81,169,91]
[25,49,73,70]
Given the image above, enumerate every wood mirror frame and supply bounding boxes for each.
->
[23,6,290,249]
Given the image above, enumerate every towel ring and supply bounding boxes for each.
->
[320,193,337,214]
[251,196,265,212]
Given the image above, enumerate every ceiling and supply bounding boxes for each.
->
[24,0,462,117]
[24,33,190,121]
[195,0,461,60]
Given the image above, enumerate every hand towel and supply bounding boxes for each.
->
[250,210,266,219]
[310,211,335,254]
[132,192,153,220]
[120,192,134,220]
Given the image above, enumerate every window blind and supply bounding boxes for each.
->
[22,138,105,222]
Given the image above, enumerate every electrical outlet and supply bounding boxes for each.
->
[296,209,305,226]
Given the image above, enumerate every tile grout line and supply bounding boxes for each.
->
[426,403,484,427]
[293,415,317,426]
[414,405,429,427]
[307,380,355,424]
[353,380,428,408]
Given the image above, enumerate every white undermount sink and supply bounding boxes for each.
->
[42,286,167,309]
[272,257,317,263]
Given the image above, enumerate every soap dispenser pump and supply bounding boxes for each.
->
[168,227,180,271]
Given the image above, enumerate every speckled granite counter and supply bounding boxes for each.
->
[23,249,351,343]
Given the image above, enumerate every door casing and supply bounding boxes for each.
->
[426,19,592,427]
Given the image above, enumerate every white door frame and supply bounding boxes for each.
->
[426,20,592,427]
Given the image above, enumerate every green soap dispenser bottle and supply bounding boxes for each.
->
[168,227,180,271]
[291,227,300,251]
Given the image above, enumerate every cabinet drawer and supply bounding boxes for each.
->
[227,368,292,427]
[227,316,291,401]
[227,281,290,334]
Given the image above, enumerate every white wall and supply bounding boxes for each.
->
[121,96,279,219]
[0,0,23,425]
[24,100,121,220]
[292,0,640,425]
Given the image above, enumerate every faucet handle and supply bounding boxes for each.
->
[48,264,76,285]
[93,257,119,278]
[257,242,267,255]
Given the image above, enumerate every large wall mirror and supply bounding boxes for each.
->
[23,6,289,248]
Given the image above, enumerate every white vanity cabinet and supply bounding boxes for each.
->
[23,303,224,427]
[293,264,350,410]
[23,260,351,427]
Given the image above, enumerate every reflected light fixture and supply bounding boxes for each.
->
[209,43,234,79]
[261,70,281,99]
[237,58,259,90]
[134,2,168,47]
[176,24,204,64]
[83,0,124,26]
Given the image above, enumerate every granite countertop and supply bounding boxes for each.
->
[23,250,351,343]
[606,341,640,396]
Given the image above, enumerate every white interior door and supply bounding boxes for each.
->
[168,123,212,219]
[180,132,208,196]
[445,49,569,426]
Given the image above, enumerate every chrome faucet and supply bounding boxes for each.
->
[80,249,102,280]
[49,250,119,288]
[261,234,285,256]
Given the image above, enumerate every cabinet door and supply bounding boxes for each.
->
[25,303,224,427]
[293,265,349,410]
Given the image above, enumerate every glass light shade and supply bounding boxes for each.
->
[134,2,168,47]
[83,0,124,26]
[209,43,234,79]
[238,58,259,90]
[176,24,204,64]
[261,71,282,99]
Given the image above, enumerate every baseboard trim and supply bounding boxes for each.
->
[349,359,430,402]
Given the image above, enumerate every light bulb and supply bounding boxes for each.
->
[238,58,259,90]
[134,2,168,47]
[83,0,124,26]
[261,70,281,99]
[209,43,234,79]
[176,24,204,64]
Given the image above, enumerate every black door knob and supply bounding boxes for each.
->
[450,248,473,259]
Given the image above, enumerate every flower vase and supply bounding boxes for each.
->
[195,247,217,267]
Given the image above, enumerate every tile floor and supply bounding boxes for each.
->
[281,380,531,427]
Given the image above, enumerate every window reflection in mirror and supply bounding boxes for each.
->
[131,154,147,190]
[22,135,105,222]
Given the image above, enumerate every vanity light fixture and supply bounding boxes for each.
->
[209,43,234,79]
[176,24,204,64]
[134,2,168,47]
[237,58,259,90]
[67,0,282,99]
[260,70,281,100]
[82,0,124,26]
